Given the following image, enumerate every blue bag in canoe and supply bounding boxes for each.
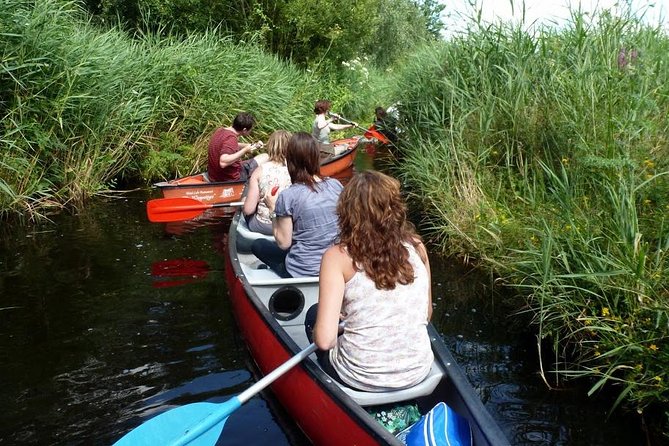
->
[399,402,473,446]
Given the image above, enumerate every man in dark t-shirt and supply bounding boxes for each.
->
[207,112,268,182]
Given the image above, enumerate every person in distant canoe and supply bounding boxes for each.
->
[207,112,268,182]
[251,132,343,277]
[310,170,433,391]
[312,100,357,144]
[372,106,398,144]
[242,130,293,235]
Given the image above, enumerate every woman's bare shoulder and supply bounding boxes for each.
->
[324,244,349,259]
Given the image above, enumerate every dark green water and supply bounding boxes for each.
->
[0,152,643,445]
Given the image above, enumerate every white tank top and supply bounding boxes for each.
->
[312,114,331,143]
[330,243,434,391]
[256,161,291,224]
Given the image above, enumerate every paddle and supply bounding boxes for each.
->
[331,113,390,144]
[113,342,318,446]
[146,197,244,223]
[330,112,367,133]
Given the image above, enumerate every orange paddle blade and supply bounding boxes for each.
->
[146,197,243,223]
[364,126,390,144]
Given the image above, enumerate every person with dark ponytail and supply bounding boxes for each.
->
[251,132,343,278]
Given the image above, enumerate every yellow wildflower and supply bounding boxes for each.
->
[643,159,655,168]
[561,158,570,165]
[601,307,610,317]
[649,344,658,352]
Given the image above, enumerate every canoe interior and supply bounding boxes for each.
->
[227,212,509,446]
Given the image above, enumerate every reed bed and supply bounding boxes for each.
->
[389,8,669,430]
[1,0,385,219]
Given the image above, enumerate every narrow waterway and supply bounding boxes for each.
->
[0,153,643,445]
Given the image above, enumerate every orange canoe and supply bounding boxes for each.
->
[154,136,361,205]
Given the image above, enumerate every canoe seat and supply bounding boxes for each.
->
[239,260,320,286]
[338,362,445,407]
[236,216,275,253]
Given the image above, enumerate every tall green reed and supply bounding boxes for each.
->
[389,5,669,423]
[0,0,326,218]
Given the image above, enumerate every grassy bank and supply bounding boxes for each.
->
[0,0,385,220]
[389,9,668,432]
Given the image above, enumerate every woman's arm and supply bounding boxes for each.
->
[328,122,355,131]
[273,215,293,249]
[415,240,433,321]
[314,246,347,350]
[242,167,262,216]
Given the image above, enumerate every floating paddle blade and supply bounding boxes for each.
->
[146,198,244,223]
[113,343,317,446]
[113,399,241,446]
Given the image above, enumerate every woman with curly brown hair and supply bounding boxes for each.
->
[310,170,434,391]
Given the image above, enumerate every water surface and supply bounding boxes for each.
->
[0,152,643,445]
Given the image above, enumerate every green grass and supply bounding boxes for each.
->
[388,5,669,431]
[0,0,388,219]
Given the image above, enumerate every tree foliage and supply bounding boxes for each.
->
[82,0,444,67]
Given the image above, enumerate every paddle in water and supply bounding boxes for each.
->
[113,342,318,446]
[146,197,244,223]
[331,112,390,144]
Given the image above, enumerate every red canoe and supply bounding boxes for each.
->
[224,211,510,445]
[154,137,361,205]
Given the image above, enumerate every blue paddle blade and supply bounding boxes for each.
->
[114,398,242,446]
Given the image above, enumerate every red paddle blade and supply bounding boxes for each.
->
[146,197,212,223]
[364,127,390,144]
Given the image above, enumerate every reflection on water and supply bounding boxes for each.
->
[151,258,211,288]
[0,147,642,445]
[0,196,297,445]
